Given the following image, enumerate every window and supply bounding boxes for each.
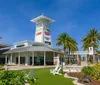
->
[16,44,25,47]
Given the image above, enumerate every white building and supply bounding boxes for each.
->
[2,14,100,66]
[4,15,64,66]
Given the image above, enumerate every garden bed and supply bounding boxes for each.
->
[0,68,5,70]
[67,72,100,85]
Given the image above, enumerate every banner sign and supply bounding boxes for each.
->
[45,32,50,35]
[45,28,50,32]
[89,47,94,55]
[54,56,60,65]
[45,37,50,40]
[36,28,42,32]
[36,32,42,35]
[45,41,51,45]
[44,28,52,46]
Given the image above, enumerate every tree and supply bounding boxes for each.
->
[56,32,78,65]
[82,28,100,63]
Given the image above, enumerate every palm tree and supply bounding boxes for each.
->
[82,28,100,63]
[56,32,78,67]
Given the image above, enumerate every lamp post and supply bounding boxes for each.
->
[92,41,96,64]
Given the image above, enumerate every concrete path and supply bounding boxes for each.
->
[7,65,55,70]
[63,63,92,73]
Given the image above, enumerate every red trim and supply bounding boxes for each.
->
[45,32,50,35]
[36,32,42,35]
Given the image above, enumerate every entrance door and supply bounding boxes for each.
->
[0,58,5,65]
[34,57,44,65]
[16,57,18,64]
[16,57,25,65]
[30,57,32,65]
[20,57,25,64]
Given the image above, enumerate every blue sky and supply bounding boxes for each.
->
[0,0,100,50]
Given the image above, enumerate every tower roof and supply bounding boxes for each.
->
[31,14,54,23]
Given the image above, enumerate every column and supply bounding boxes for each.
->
[44,51,46,66]
[53,52,55,65]
[53,52,55,57]
[18,52,20,66]
[57,54,60,65]
[10,54,12,65]
[32,51,34,66]
[98,55,100,63]
[13,56,16,64]
[77,54,79,65]
[5,54,7,65]
[25,52,29,66]
[85,54,87,63]
[77,54,79,61]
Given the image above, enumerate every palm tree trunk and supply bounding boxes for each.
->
[93,48,96,64]
[61,49,66,73]
[68,47,71,64]
[64,49,66,64]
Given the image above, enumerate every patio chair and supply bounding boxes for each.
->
[50,65,60,74]
[26,70,36,82]
[52,66,62,75]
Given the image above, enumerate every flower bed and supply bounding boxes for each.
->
[81,64,100,80]
[67,64,100,85]
[0,65,5,70]
[67,72,100,85]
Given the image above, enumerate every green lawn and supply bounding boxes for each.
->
[12,68,74,85]
[31,68,74,85]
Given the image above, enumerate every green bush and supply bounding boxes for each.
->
[92,64,100,80]
[0,65,3,68]
[81,64,100,80]
[81,66,94,75]
[0,70,26,85]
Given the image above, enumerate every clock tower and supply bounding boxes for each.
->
[31,14,54,47]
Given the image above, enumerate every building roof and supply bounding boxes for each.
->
[31,15,54,22]
[4,45,63,54]
[14,40,33,45]
[0,42,10,48]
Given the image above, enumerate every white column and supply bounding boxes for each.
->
[18,52,20,66]
[98,56,100,63]
[86,54,87,62]
[53,52,55,65]
[44,51,46,66]
[25,52,29,66]
[77,54,79,61]
[57,54,60,65]
[53,52,55,57]
[10,54,12,65]
[13,56,16,64]
[77,54,79,65]
[32,51,34,65]
[5,54,7,65]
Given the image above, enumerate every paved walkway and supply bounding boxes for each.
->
[63,62,93,73]
[6,65,55,70]
[6,62,92,71]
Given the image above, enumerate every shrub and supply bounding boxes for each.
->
[92,64,100,80]
[0,65,3,68]
[0,70,26,85]
[81,66,94,76]
[81,64,100,80]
